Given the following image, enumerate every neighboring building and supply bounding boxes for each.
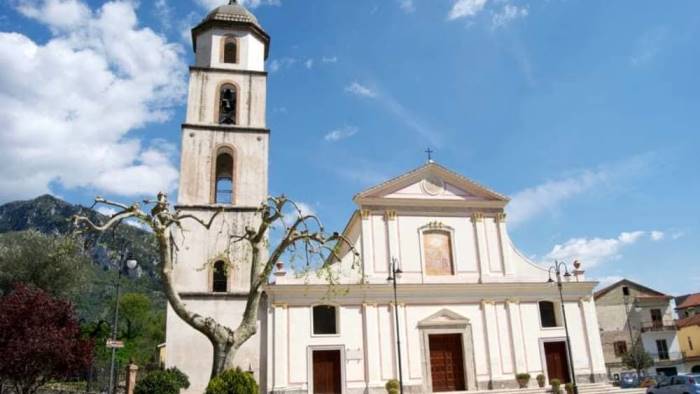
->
[676,293,700,319]
[165,1,609,393]
[594,279,686,378]
[676,293,700,373]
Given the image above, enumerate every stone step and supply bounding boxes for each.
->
[469,384,647,394]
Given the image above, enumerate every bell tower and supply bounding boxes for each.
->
[165,1,270,392]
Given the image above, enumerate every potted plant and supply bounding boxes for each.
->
[550,378,561,394]
[564,383,574,394]
[385,379,400,394]
[516,373,531,388]
[536,374,546,388]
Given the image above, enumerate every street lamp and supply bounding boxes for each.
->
[547,260,579,394]
[387,257,404,394]
[108,252,138,394]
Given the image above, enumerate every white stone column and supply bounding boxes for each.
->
[272,303,288,389]
[472,213,489,283]
[481,299,502,381]
[578,297,594,376]
[360,209,374,277]
[581,296,606,376]
[496,213,513,277]
[506,299,527,373]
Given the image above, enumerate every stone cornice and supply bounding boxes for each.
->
[174,204,260,212]
[180,291,249,300]
[264,281,597,305]
[355,197,506,209]
[190,66,268,76]
[182,123,270,134]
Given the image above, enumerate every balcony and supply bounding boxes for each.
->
[640,321,677,333]
[647,351,685,363]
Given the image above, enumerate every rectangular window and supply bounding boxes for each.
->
[539,301,558,328]
[313,305,338,335]
[613,341,628,357]
[656,339,669,360]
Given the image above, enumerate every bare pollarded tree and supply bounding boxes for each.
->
[72,192,359,378]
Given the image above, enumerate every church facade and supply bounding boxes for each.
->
[165,2,608,393]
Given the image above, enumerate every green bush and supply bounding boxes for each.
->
[536,374,546,387]
[550,378,561,394]
[564,383,574,394]
[516,373,530,387]
[135,367,190,394]
[205,367,259,394]
[385,379,400,393]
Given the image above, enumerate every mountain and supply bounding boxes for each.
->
[0,194,163,321]
[0,194,160,277]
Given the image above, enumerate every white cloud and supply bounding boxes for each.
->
[324,126,358,142]
[281,201,316,227]
[96,206,118,216]
[345,82,377,98]
[305,58,313,69]
[16,0,90,30]
[321,56,337,64]
[650,230,665,241]
[544,230,664,268]
[269,57,297,72]
[508,169,610,226]
[345,81,441,147]
[630,27,666,67]
[594,275,625,290]
[0,0,185,202]
[491,4,528,29]
[195,0,281,9]
[397,0,415,13]
[448,0,488,20]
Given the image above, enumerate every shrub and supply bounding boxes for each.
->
[536,374,546,388]
[206,367,259,394]
[550,378,561,394]
[385,379,400,394]
[564,382,574,394]
[517,373,531,388]
[135,367,190,394]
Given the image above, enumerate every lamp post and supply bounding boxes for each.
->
[108,252,138,394]
[387,257,404,394]
[547,260,578,394]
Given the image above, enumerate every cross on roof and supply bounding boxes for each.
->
[425,147,434,163]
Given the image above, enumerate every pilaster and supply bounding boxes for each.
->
[362,303,382,385]
[385,210,400,272]
[481,299,502,381]
[360,210,375,277]
[472,213,489,283]
[272,303,288,389]
[496,213,513,276]
[506,298,527,374]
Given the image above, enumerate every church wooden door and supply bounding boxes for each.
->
[429,334,466,392]
[544,341,571,383]
[313,350,342,394]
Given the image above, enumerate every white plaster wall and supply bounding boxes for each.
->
[274,305,366,392]
[185,69,267,127]
[165,299,264,394]
[195,28,266,71]
[178,129,268,206]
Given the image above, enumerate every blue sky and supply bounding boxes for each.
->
[0,0,698,295]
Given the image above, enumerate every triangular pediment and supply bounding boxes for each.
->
[418,308,470,328]
[353,162,508,207]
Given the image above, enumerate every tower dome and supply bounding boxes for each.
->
[202,0,261,29]
[191,0,269,58]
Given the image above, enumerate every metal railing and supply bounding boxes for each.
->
[647,351,685,362]
[640,321,677,332]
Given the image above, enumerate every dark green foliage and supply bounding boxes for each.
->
[516,373,530,387]
[536,373,546,387]
[385,379,400,393]
[550,378,561,394]
[205,367,259,394]
[622,342,654,372]
[0,230,90,298]
[134,367,190,394]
